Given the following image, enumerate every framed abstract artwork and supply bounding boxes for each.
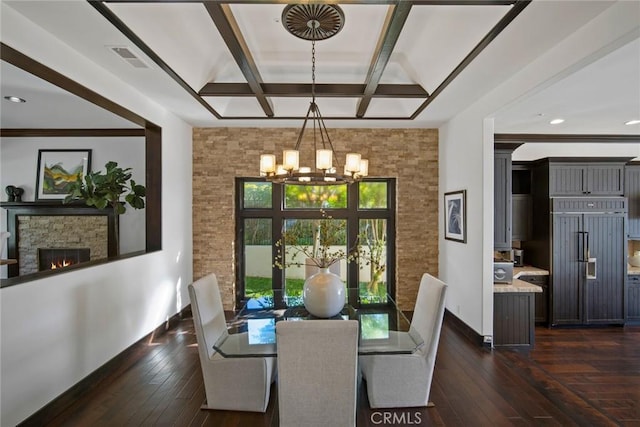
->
[35,149,92,200]
[444,189,466,243]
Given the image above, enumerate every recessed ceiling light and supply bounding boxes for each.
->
[549,118,564,125]
[4,96,26,103]
[625,119,640,125]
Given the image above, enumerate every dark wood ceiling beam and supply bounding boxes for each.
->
[356,2,412,118]
[105,1,516,5]
[89,2,222,120]
[203,3,274,117]
[0,129,146,137]
[410,0,531,120]
[199,82,428,98]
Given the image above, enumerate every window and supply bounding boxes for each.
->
[236,178,395,309]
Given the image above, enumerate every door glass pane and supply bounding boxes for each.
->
[358,218,388,303]
[243,218,273,306]
[284,184,347,209]
[281,218,348,305]
[243,182,272,209]
[359,181,387,209]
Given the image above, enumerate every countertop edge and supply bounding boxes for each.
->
[494,278,543,293]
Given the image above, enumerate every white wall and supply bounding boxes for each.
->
[0,137,147,266]
[0,5,193,426]
[439,1,640,338]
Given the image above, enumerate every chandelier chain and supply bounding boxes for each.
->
[311,40,316,103]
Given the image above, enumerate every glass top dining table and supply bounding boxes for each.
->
[214,290,424,357]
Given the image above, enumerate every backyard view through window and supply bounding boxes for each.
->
[237,179,395,309]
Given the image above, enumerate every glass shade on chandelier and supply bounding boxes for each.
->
[258,3,368,186]
[260,146,369,185]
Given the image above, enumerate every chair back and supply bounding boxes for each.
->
[276,320,359,427]
[411,273,448,358]
[188,273,228,360]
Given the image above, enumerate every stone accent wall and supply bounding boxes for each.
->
[192,127,439,310]
[18,215,108,275]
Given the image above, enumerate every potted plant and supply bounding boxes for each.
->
[274,210,359,317]
[64,161,146,255]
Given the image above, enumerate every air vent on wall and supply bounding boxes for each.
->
[108,46,148,69]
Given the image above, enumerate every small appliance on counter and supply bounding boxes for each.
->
[513,249,524,267]
[493,259,514,284]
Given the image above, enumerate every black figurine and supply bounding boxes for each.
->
[5,185,16,202]
[12,187,24,202]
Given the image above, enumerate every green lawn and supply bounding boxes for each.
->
[245,276,388,304]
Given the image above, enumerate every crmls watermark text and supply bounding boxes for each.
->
[370,411,423,425]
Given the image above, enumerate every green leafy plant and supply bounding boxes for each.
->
[274,210,358,269]
[63,161,146,214]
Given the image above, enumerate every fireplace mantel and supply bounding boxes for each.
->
[1,201,117,278]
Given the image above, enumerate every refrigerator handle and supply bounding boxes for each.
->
[577,231,586,262]
[585,231,590,260]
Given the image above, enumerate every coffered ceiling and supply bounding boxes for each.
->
[1,0,639,135]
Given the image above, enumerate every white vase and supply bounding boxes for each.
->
[303,267,345,318]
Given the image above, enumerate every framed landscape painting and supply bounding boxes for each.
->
[35,149,92,200]
[444,189,466,243]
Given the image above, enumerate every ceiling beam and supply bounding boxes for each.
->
[410,0,531,120]
[89,2,222,120]
[356,2,412,118]
[203,3,274,117]
[0,129,146,138]
[199,82,429,98]
[104,1,516,5]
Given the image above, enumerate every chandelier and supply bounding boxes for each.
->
[259,4,369,185]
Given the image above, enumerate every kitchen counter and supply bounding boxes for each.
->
[629,265,640,275]
[494,278,543,293]
[514,266,549,278]
[494,265,549,293]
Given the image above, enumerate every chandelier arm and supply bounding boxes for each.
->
[315,103,342,169]
[294,102,315,151]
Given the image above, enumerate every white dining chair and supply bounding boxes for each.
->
[188,273,276,412]
[359,273,448,408]
[276,319,359,427]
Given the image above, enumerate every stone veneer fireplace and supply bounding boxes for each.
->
[1,202,117,278]
[19,216,107,275]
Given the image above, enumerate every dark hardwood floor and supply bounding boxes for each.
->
[22,312,640,426]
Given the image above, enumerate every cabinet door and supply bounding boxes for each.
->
[512,194,531,241]
[586,164,624,196]
[552,214,583,325]
[628,276,640,321]
[519,275,548,324]
[494,151,512,250]
[583,214,625,324]
[626,165,640,238]
[549,164,586,196]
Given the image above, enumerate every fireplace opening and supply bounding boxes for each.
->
[37,248,90,271]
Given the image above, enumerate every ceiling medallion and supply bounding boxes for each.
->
[259,4,368,186]
[282,4,345,41]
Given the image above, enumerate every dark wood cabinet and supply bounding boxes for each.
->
[512,194,531,241]
[625,164,640,238]
[519,275,548,324]
[494,292,535,348]
[494,149,512,250]
[628,275,640,323]
[550,198,627,326]
[549,162,625,196]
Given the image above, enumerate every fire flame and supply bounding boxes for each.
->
[51,259,73,269]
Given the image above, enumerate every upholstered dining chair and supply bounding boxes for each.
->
[276,320,359,427]
[360,273,448,408]
[188,273,276,412]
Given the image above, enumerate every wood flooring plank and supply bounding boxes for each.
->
[18,315,640,427]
